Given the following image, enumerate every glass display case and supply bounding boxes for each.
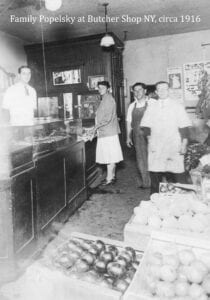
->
[6,120,71,173]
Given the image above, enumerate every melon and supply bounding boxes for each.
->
[174,280,190,296]
[159,264,177,282]
[188,283,204,298]
[178,249,196,265]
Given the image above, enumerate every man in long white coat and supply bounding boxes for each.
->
[141,81,191,194]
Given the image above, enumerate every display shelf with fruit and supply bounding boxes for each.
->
[124,231,210,300]
[36,232,143,300]
[124,192,210,251]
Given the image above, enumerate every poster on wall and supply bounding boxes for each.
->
[183,61,210,103]
[167,67,184,103]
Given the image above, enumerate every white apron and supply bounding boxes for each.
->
[141,99,191,173]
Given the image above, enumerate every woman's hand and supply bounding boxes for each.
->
[89,127,97,141]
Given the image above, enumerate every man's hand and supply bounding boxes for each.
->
[126,138,133,148]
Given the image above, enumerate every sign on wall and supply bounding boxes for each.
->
[183,61,210,102]
[167,67,183,104]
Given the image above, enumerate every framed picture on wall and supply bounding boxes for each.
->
[52,68,81,86]
[88,75,105,90]
[167,66,184,104]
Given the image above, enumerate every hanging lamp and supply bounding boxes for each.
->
[45,0,62,11]
[100,3,115,47]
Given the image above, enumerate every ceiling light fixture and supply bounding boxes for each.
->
[45,0,62,11]
[100,3,115,47]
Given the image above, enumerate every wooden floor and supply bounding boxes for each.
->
[56,146,150,241]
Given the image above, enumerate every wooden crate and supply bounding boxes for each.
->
[124,216,150,251]
[123,231,210,300]
[1,232,144,300]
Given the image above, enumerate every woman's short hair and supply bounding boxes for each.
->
[97,81,110,88]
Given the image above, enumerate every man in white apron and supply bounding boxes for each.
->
[141,81,191,194]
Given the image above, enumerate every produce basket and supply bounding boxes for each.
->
[1,232,143,300]
[124,231,210,300]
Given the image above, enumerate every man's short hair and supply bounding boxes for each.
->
[132,82,146,90]
[18,65,31,74]
[97,81,110,88]
[155,81,169,89]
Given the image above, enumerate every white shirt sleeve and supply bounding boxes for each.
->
[177,104,192,128]
[126,102,135,123]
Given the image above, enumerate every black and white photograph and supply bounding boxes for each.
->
[52,69,81,85]
[88,75,105,90]
[1,0,210,299]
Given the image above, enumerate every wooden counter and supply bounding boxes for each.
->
[0,139,87,282]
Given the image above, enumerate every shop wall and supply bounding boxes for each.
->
[123,29,210,112]
[0,31,27,75]
[0,31,27,111]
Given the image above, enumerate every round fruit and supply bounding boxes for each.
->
[188,283,204,298]
[82,251,95,265]
[186,265,205,284]
[160,264,177,282]
[202,275,210,293]
[74,259,90,273]
[115,256,128,268]
[107,245,119,257]
[178,249,196,265]
[94,259,107,273]
[103,274,114,285]
[113,279,129,292]
[107,262,126,278]
[125,247,136,260]
[68,250,81,262]
[100,251,114,263]
[174,280,190,296]
[95,240,106,252]
[88,245,99,256]
[119,251,132,264]
[67,241,80,252]
[132,261,140,270]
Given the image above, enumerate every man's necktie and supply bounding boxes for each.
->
[25,85,29,96]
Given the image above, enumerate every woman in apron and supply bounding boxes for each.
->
[94,81,123,185]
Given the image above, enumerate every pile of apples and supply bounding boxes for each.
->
[50,237,142,293]
[133,194,210,234]
[143,247,210,299]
